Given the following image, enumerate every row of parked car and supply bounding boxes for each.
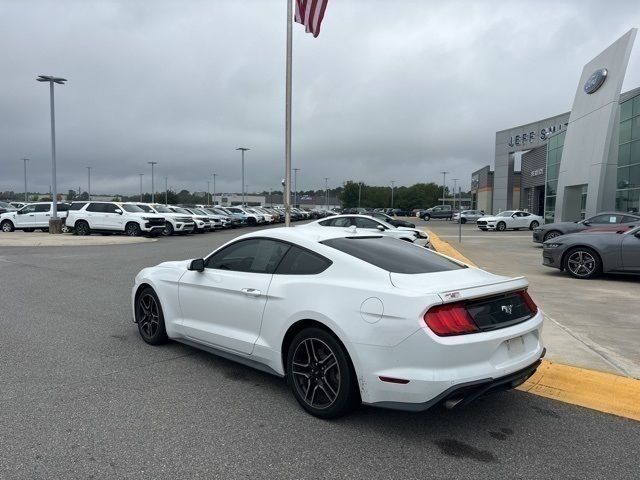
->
[0,201,335,236]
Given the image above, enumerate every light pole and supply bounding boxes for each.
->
[391,180,395,209]
[211,173,217,206]
[207,179,211,206]
[148,161,157,203]
[324,177,329,210]
[358,182,362,208]
[440,171,449,206]
[37,74,66,233]
[87,166,92,200]
[293,168,300,207]
[452,178,459,211]
[236,147,249,206]
[164,176,168,205]
[22,158,29,202]
[138,173,144,202]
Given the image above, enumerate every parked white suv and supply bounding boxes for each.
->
[0,202,70,233]
[226,207,262,226]
[130,203,195,236]
[168,207,211,233]
[65,201,166,236]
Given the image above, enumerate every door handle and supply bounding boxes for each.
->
[241,288,262,297]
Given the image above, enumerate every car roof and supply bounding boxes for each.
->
[234,225,383,247]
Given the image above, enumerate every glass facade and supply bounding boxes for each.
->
[544,130,565,223]
[616,95,640,213]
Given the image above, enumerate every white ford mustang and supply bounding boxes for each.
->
[477,210,543,231]
[132,228,544,418]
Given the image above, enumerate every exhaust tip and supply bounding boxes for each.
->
[444,397,464,410]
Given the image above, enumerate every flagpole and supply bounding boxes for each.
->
[284,0,293,227]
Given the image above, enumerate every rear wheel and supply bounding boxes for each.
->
[125,222,142,236]
[496,221,506,231]
[1,220,15,232]
[529,220,539,230]
[286,327,359,419]
[563,247,601,279]
[460,218,467,224]
[75,221,90,235]
[135,287,168,345]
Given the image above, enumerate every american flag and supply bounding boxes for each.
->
[294,0,329,38]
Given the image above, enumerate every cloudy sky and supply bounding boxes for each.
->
[1,0,639,196]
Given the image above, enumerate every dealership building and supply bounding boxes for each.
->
[471,29,639,222]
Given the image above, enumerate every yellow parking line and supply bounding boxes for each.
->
[426,228,640,422]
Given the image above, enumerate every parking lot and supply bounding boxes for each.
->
[1,222,639,479]
[423,220,640,378]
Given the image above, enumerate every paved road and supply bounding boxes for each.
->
[1,225,638,479]
[423,220,640,378]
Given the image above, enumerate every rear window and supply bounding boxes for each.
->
[321,236,464,274]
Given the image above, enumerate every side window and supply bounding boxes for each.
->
[319,219,332,226]
[589,214,620,224]
[86,203,106,213]
[19,205,37,214]
[104,203,119,214]
[34,204,51,213]
[206,239,290,274]
[622,215,639,223]
[275,246,332,275]
[354,217,380,229]
[69,202,87,210]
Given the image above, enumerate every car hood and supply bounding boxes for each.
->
[390,268,528,301]
[157,260,191,269]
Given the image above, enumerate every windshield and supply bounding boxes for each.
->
[136,204,153,212]
[171,207,191,214]
[153,205,172,213]
[497,211,515,217]
[0,201,10,208]
[121,204,144,213]
[192,208,207,215]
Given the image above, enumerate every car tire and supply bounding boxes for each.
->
[563,247,602,279]
[61,224,70,234]
[496,221,506,231]
[529,220,539,230]
[1,220,15,232]
[125,222,142,236]
[286,327,359,419]
[75,221,90,236]
[135,287,168,345]
[162,222,174,236]
[422,214,431,221]
[248,217,257,227]
[460,218,467,224]
[544,230,562,242]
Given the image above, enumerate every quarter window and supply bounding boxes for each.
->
[206,239,290,274]
[275,246,332,275]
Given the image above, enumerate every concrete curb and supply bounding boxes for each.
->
[426,228,640,422]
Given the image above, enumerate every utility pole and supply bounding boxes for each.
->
[358,182,362,208]
[440,171,449,206]
[293,168,300,207]
[22,158,29,201]
[324,177,329,210]
[452,178,459,211]
[138,173,144,202]
[391,180,395,209]
[236,147,249,206]
[36,74,67,233]
[87,166,92,200]
[207,179,211,206]
[211,173,217,206]
[148,161,157,203]
[164,176,168,205]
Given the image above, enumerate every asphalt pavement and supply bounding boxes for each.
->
[0,224,638,479]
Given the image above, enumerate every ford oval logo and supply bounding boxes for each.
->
[583,68,608,94]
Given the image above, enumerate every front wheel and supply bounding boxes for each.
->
[135,287,168,345]
[125,222,142,236]
[422,214,431,221]
[563,247,601,279]
[162,222,174,236]
[1,220,15,232]
[544,230,561,242]
[286,327,359,419]
[61,224,70,234]
[496,221,506,231]
[529,220,539,230]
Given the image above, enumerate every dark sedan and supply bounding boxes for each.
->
[532,212,640,243]
[369,211,415,228]
[542,225,640,279]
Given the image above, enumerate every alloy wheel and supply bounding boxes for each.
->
[1,221,14,232]
[291,338,340,410]
[138,293,160,338]
[544,231,560,241]
[567,250,596,278]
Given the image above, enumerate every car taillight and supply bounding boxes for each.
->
[519,290,538,315]
[423,302,479,336]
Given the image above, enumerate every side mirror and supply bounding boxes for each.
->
[376,224,385,231]
[114,208,123,215]
[188,258,205,272]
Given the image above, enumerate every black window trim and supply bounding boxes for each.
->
[204,236,332,275]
